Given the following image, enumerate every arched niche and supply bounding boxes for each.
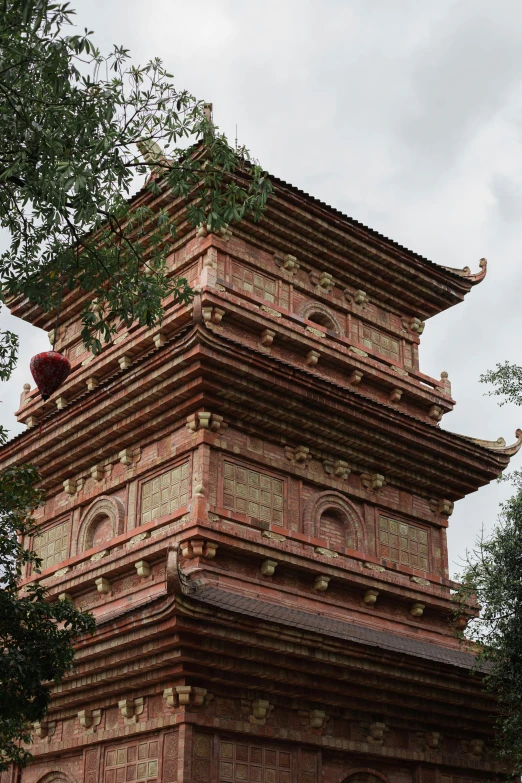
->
[336,769,390,783]
[299,301,343,335]
[76,495,125,554]
[303,490,365,552]
[36,773,78,783]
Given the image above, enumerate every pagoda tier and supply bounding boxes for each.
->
[2,168,517,783]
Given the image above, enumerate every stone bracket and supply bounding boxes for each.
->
[298,709,329,731]
[202,306,225,324]
[180,539,218,560]
[309,270,335,292]
[418,730,442,750]
[78,708,102,731]
[361,473,386,490]
[240,698,274,725]
[33,719,56,740]
[274,252,300,274]
[163,685,212,709]
[285,445,311,466]
[118,697,144,724]
[363,721,388,745]
[260,558,278,576]
[323,458,350,480]
[186,411,227,433]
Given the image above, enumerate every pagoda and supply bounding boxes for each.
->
[2,155,520,783]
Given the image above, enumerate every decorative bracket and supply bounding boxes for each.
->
[180,539,218,559]
[63,478,77,495]
[313,575,330,592]
[118,697,144,723]
[305,350,321,367]
[91,464,104,482]
[364,721,388,746]
[186,412,227,433]
[285,445,312,466]
[323,458,350,480]
[310,270,334,292]
[33,719,56,740]
[163,686,212,709]
[363,589,379,606]
[349,369,364,386]
[260,558,278,576]
[409,317,425,334]
[78,709,102,731]
[196,223,232,241]
[361,473,386,490]
[274,252,300,274]
[298,709,329,731]
[260,328,276,347]
[428,405,443,422]
[240,698,274,725]
[202,306,225,324]
[419,730,442,751]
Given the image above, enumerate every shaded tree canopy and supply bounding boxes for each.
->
[455,367,522,775]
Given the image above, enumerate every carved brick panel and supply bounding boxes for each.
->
[297,748,320,783]
[219,740,292,782]
[222,461,284,524]
[84,746,101,783]
[104,738,159,783]
[162,731,179,783]
[193,732,213,783]
[379,515,429,571]
[141,461,190,524]
[33,518,70,569]
[231,261,289,309]
[361,324,400,362]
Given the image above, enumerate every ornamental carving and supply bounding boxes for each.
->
[298,301,343,335]
[76,495,125,555]
[303,490,366,551]
[35,773,78,783]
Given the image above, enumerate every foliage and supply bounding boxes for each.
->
[455,492,522,774]
[454,364,522,773]
[0,449,95,770]
[0,0,272,770]
[0,0,272,360]
[480,362,522,407]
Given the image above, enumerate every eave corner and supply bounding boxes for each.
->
[441,258,487,286]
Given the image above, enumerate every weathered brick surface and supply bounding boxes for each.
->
[2,174,514,782]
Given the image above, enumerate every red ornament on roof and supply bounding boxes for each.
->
[30,351,71,401]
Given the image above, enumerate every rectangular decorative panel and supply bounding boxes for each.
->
[104,739,159,783]
[222,462,284,524]
[361,324,400,362]
[379,516,429,570]
[33,519,69,569]
[162,732,178,783]
[232,262,276,302]
[220,741,292,782]
[141,461,189,524]
[193,732,212,782]
[84,746,101,783]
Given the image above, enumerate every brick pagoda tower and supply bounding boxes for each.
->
[2,159,521,783]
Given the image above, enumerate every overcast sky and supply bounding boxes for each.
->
[2,0,522,576]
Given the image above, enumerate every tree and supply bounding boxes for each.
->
[0,462,95,770]
[455,363,522,775]
[0,0,271,769]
